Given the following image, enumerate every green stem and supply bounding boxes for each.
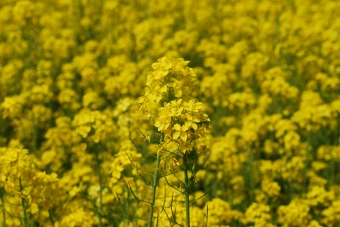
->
[48,210,55,227]
[183,152,191,227]
[148,150,161,227]
[1,188,6,227]
[95,151,103,227]
[19,178,28,227]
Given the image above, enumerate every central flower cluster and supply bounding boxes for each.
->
[138,57,211,153]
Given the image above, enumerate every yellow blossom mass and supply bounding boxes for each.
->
[0,0,340,226]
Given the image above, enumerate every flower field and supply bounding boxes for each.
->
[1,0,340,226]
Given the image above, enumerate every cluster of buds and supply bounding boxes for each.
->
[138,57,211,153]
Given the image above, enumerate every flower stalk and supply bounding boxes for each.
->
[1,188,6,227]
[183,152,191,227]
[95,150,103,227]
[19,178,28,227]
[148,150,161,227]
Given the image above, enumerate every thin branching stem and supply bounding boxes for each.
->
[128,182,151,204]
[182,152,190,227]
[95,150,103,227]
[1,188,6,227]
[148,150,161,227]
[190,180,214,205]
[49,209,55,227]
[19,178,28,227]
[161,169,183,193]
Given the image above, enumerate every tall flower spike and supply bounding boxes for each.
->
[138,56,211,153]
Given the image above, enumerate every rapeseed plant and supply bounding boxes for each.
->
[137,57,211,226]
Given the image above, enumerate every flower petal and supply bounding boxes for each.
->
[180,132,187,141]
[173,123,181,131]
[173,131,180,140]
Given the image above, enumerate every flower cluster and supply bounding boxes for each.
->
[0,144,67,226]
[138,57,211,153]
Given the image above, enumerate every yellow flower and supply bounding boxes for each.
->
[151,56,173,70]
[154,118,171,132]
[183,99,203,113]
[172,122,191,142]
[28,202,39,214]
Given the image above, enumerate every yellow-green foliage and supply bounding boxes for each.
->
[0,0,340,226]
